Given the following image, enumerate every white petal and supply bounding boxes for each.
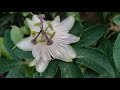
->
[26,18,34,30]
[31,26,40,32]
[16,36,33,51]
[54,32,80,44]
[48,42,73,62]
[35,59,49,73]
[52,15,60,26]
[32,43,41,61]
[29,59,38,67]
[32,43,52,61]
[59,16,75,31]
[32,15,40,23]
[62,45,77,59]
[27,17,40,32]
[40,45,52,61]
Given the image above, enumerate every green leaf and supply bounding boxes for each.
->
[113,33,120,72]
[6,65,25,78]
[33,60,60,78]
[102,12,111,22]
[98,38,116,69]
[4,30,19,60]
[66,12,80,21]
[113,15,120,25]
[69,21,84,36]
[22,12,29,17]
[96,12,110,24]
[79,24,106,47]
[82,21,96,30]
[84,68,99,78]
[22,64,34,77]
[98,74,110,78]
[96,12,105,24]
[0,37,12,59]
[10,26,23,44]
[40,60,59,78]
[0,48,1,57]
[21,26,30,35]
[75,47,115,78]
[59,61,83,78]
[6,63,33,78]
[13,48,34,60]
[0,58,19,74]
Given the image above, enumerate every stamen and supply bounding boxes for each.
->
[31,30,42,45]
[31,14,53,45]
[31,14,44,45]
[41,30,53,45]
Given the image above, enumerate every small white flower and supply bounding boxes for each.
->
[16,14,80,73]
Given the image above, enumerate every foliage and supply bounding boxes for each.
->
[0,12,120,78]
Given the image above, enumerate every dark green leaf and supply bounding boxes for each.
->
[13,48,34,60]
[113,33,120,72]
[96,12,105,23]
[33,60,59,78]
[4,30,19,59]
[33,72,40,78]
[102,12,111,22]
[98,74,111,78]
[59,61,83,78]
[84,68,99,78]
[0,58,19,74]
[113,15,120,25]
[6,65,25,78]
[79,24,106,47]
[22,64,34,78]
[70,21,83,36]
[40,60,59,78]
[6,64,33,78]
[75,47,115,78]
[98,38,116,69]
[82,21,96,30]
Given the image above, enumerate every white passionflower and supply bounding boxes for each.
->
[16,14,80,73]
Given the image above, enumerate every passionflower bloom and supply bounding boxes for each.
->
[16,14,80,73]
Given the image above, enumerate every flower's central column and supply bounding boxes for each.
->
[31,15,53,45]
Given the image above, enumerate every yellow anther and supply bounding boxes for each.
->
[31,31,37,37]
[47,21,54,31]
[34,22,41,26]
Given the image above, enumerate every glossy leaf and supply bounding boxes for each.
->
[84,68,99,78]
[13,48,33,60]
[75,47,115,78]
[79,24,106,47]
[6,64,33,78]
[113,33,120,72]
[113,15,120,25]
[33,60,59,78]
[70,21,83,36]
[41,60,59,78]
[4,30,19,60]
[0,58,19,74]
[98,38,115,69]
[59,61,83,78]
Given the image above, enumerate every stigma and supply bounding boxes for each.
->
[31,14,54,45]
